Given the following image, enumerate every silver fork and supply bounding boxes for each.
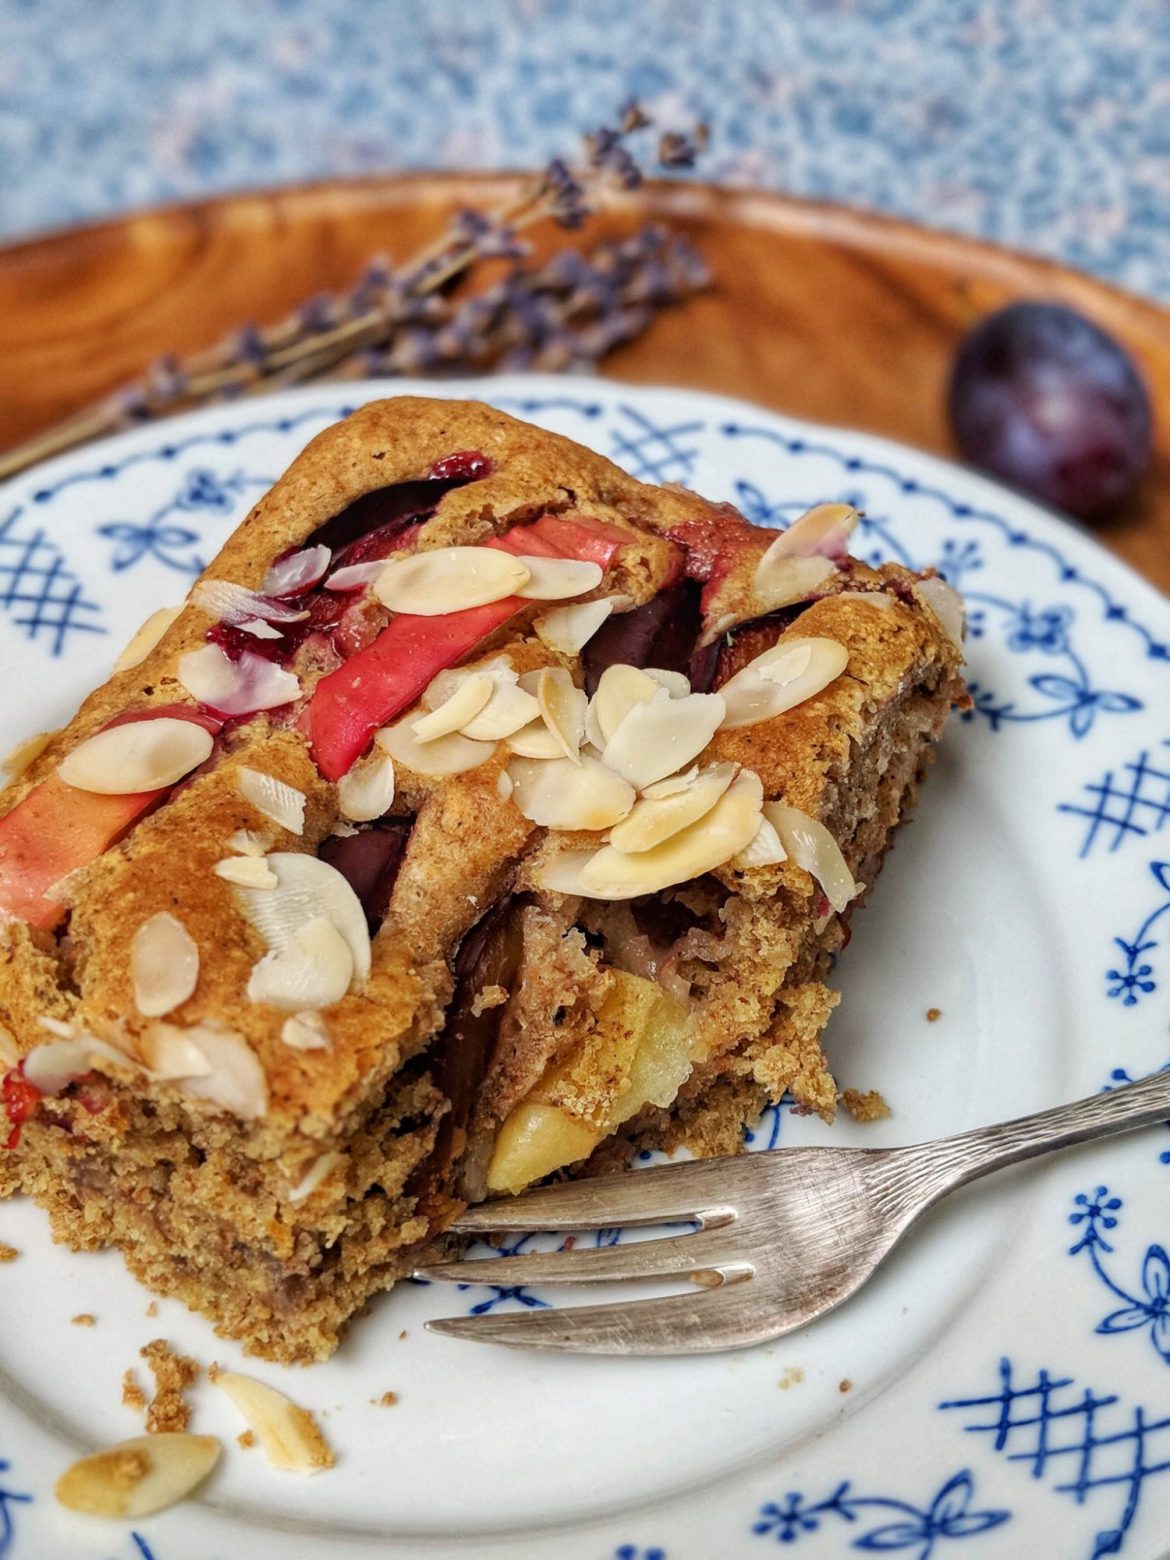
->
[415,1069,1170,1354]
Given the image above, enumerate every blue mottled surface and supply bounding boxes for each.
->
[2,0,1169,296]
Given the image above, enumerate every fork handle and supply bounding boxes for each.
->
[913,1067,1170,1193]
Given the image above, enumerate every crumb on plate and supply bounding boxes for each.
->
[140,1338,200,1434]
[842,1088,891,1123]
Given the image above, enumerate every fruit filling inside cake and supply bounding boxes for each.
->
[0,398,966,1361]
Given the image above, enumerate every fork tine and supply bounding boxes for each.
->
[446,1157,739,1234]
[425,1283,768,1355]
[414,1229,749,1287]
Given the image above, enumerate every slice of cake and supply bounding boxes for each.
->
[0,397,965,1361]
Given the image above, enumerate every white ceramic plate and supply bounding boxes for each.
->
[1,377,1169,1560]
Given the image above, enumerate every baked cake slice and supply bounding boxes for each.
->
[0,397,966,1361]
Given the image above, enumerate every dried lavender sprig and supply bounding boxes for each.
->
[0,102,710,481]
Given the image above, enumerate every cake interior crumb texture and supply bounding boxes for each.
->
[0,398,965,1361]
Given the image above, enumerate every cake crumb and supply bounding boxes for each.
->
[839,1378,853,1393]
[71,1313,96,1327]
[842,1089,891,1123]
[145,1300,159,1318]
[140,1339,200,1434]
[122,1371,146,1414]
[237,1430,256,1450]
[778,1366,804,1390]
[377,1391,399,1407]
[398,1330,408,1341]
[470,984,508,1017]
[0,1244,18,1263]
[926,1007,942,1022]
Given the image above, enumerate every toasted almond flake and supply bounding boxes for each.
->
[718,636,849,730]
[461,678,540,740]
[156,1024,269,1117]
[641,765,700,799]
[534,597,615,655]
[212,1373,334,1473]
[177,644,300,716]
[602,688,726,791]
[324,559,389,592]
[531,847,598,897]
[55,1434,220,1518]
[262,545,331,597]
[750,552,837,619]
[374,546,530,615]
[573,770,764,900]
[537,667,587,763]
[131,913,199,1017]
[376,718,496,777]
[237,767,306,835]
[513,556,603,601]
[226,828,267,856]
[833,589,894,610]
[246,916,354,1011]
[762,503,859,561]
[591,664,661,747]
[58,719,213,796]
[0,1026,18,1068]
[192,579,308,626]
[423,655,515,710]
[913,576,966,651]
[608,762,737,853]
[732,815,788,869]
[496,769,514,800]
[504,718,564,759]
[214,855,278,887]
[764,802,860,913]
[235,851,371,983]
[337,753,396,821]
[286,1150,343,1204]
[280,1012,330,1052]
[412,674,493,741]
[113,605,183,673]
[508,755,635,831]
[1,728,55,778]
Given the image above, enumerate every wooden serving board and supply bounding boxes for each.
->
[1,174,1168,591]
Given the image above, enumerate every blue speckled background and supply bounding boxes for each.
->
[2,0,1169,296]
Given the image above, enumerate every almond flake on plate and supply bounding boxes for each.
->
[608,762,737,853]
[58,719,214,795]
[337,753,396,821]
[718,636,849,729]
[508,755,635,830]
[513,555,604,600]
[212,1373,334,1473]
[374,546,530,615]
[131,912,200,1017]
[411,674,493,741]
[237,767,306,834]
[113,605,183,673]
[55,1433,221,1518]
[602,687,726,790]
[178,644,300,717]
[534,596,615,655]
[764,802,860,912]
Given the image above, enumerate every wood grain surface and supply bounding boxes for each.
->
[1,174,1167,592]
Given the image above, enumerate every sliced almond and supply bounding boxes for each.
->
[505,718,567,760]
[281,1011,330,1052]
[602,688,726,790]
[644,668,692,698]
[191,579,308,627]
[423,654,515,709]
[641,766,699,800]
[462,678,541,740]
[247,917,353,1013]
[376,719,496,777]
[374,546,529,616]
[513,556,603,601]
[324,558,389,592]
[55,1433,220,1518]
[761,503,859,561]
[764,802,860,913]
[590,664,661,747]
[833,589,894,610]
[286,1150,343,1204]
[496,769,514,800]
[165,1025,268,1118]
[732,814,788,869]
[238,618,284,641]
[573,770,764,900]
[113,605,182,673]
[411,674,493,742]
[608,763,736,853]
[534,597,615,655]
[508,755,635,831]
[225,828,267,856]
[177,644,300,717]
[235,851,371,985]
[262,545,331,597]
[131,912,199,1017]
[337,752,396,821]
[214,855,278,887]
[212,1373,334,1473]
[1,728,55,778]
[718,636,849,730]
[537,667,587,763]
[237,767,306,835]
[0,1025,19,1068]
[138,1024,214,1081]
[751,552,837,617]
[23,1036,134,1094]
[58,719,213,796]
[531,847,598,898]
[913,576,966,651]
